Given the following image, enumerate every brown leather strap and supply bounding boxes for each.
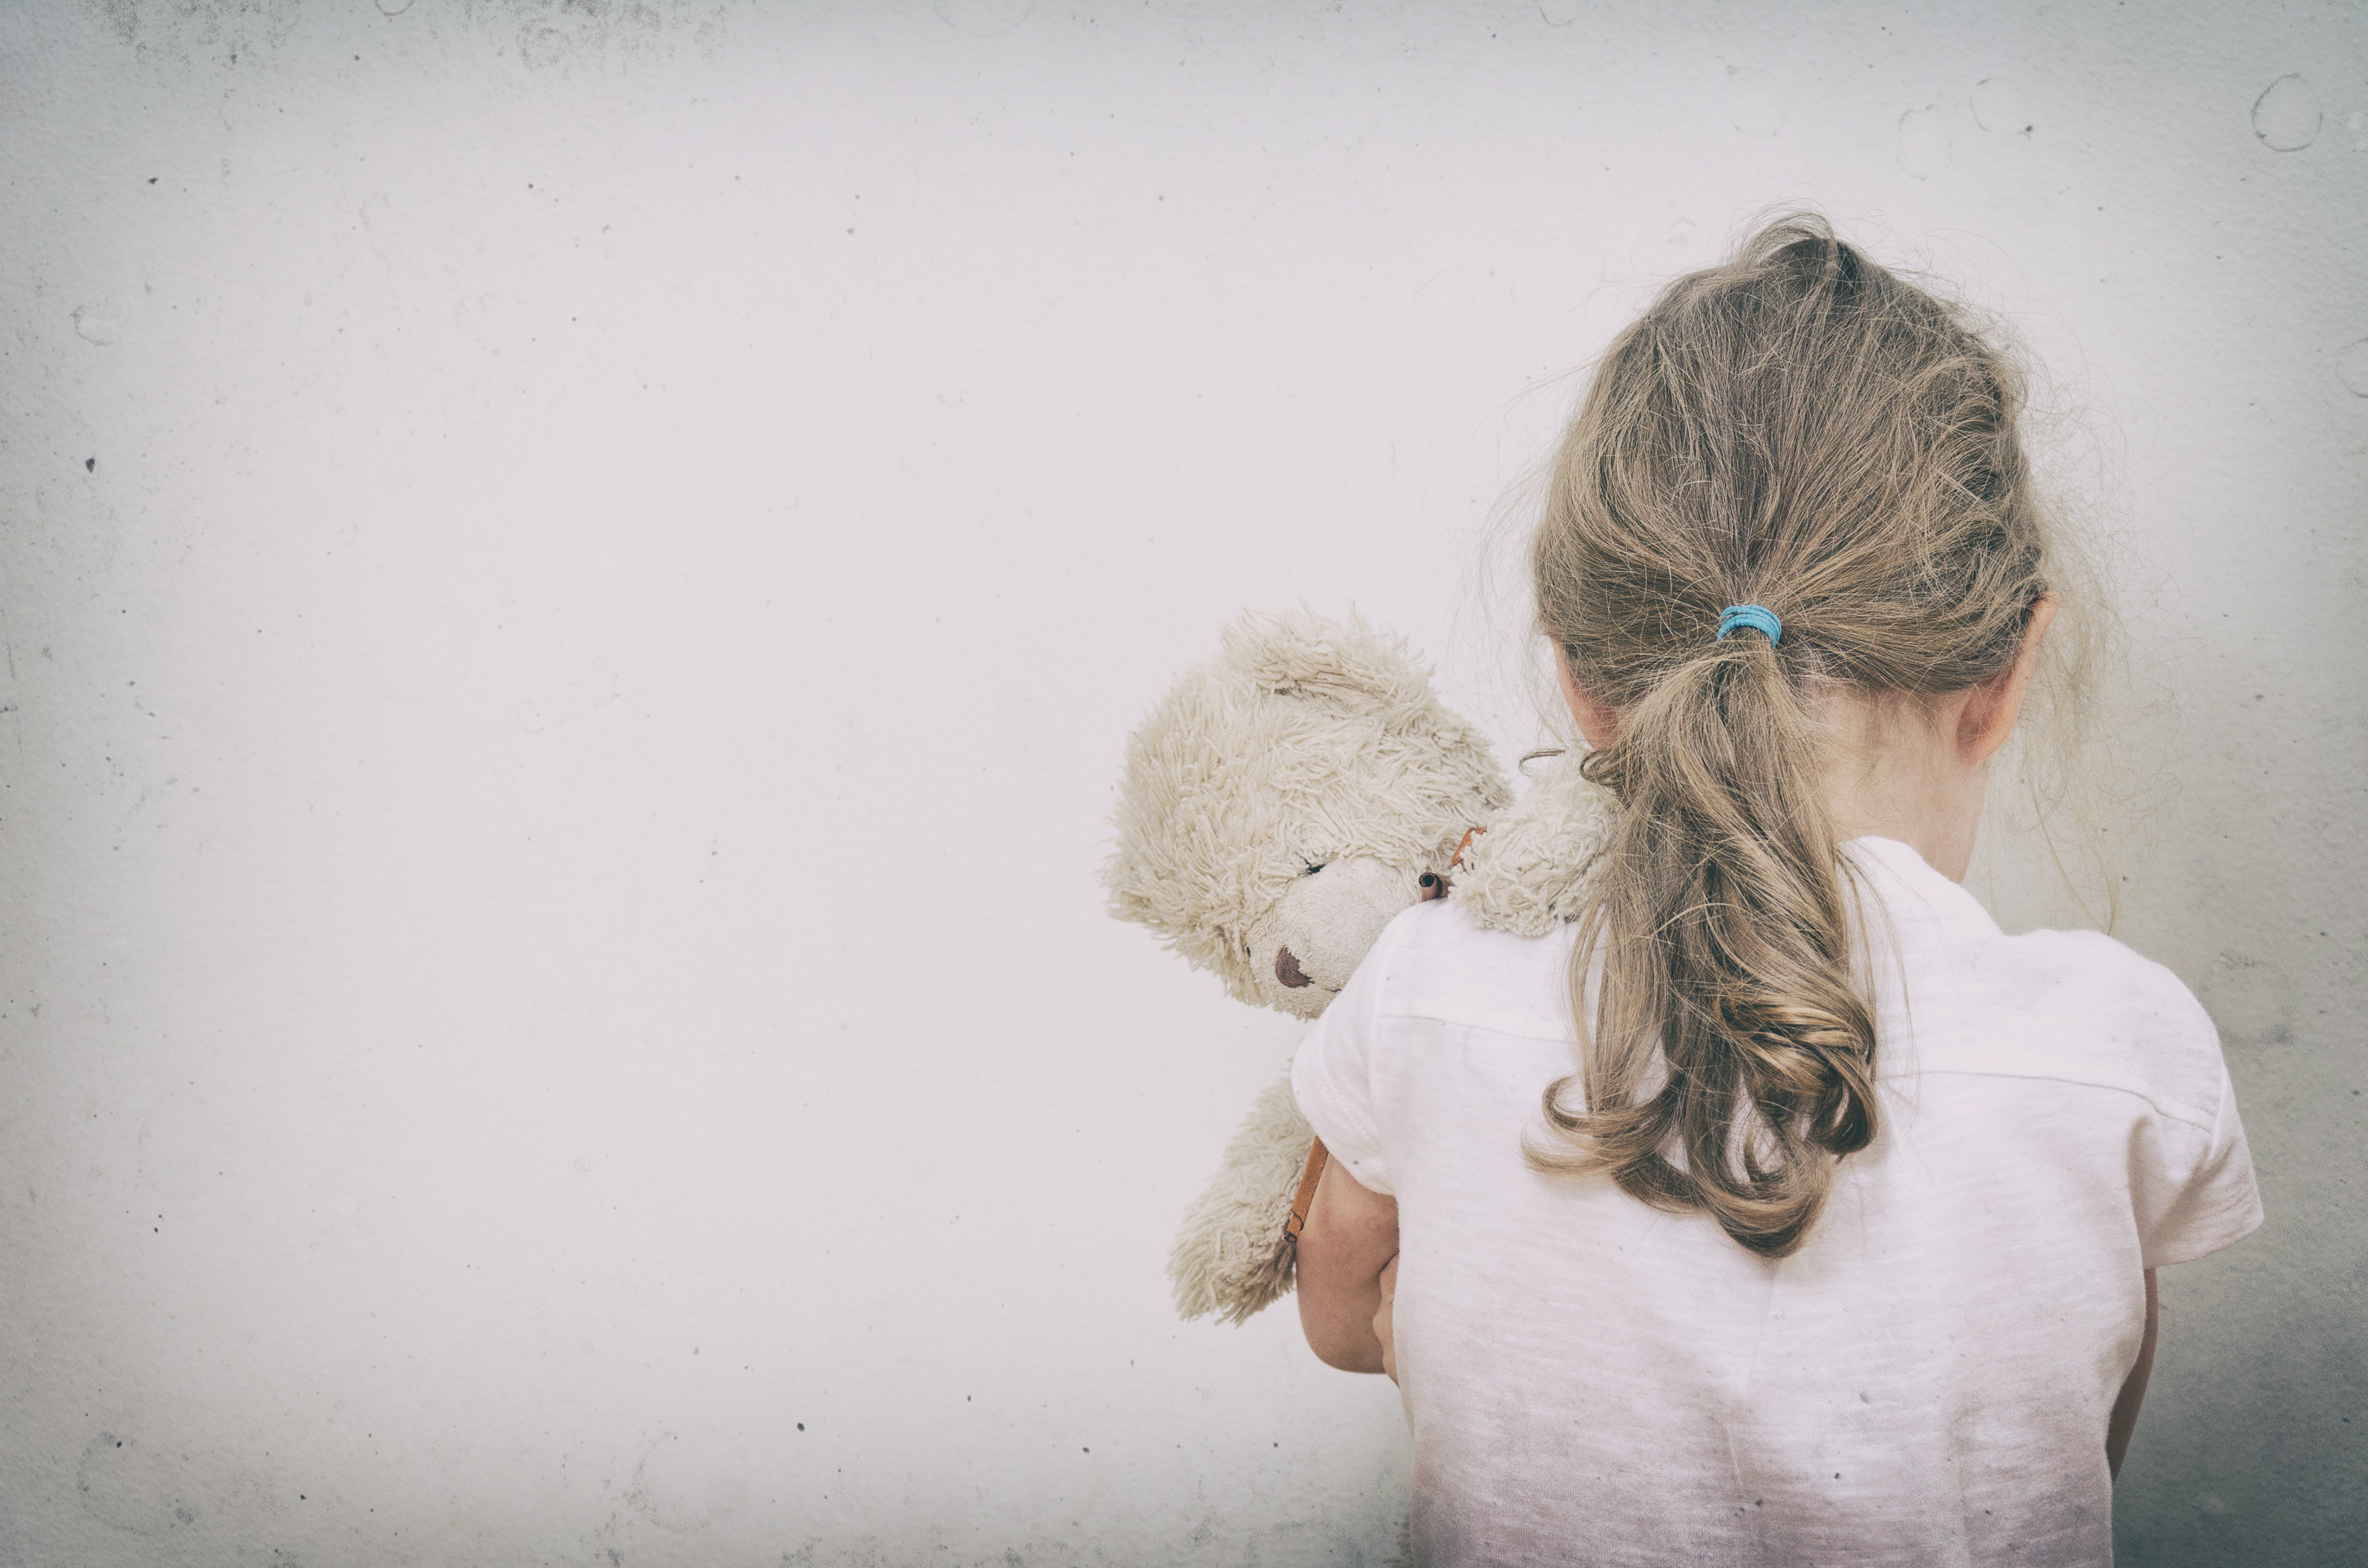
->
[1283,1136,1329,1242]
[1452,825,1485,867]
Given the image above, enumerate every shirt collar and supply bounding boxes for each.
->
[1841,834,2002,941]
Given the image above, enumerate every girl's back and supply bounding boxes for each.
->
[1288,215,2261,1566]
[1297,834,2256,1566]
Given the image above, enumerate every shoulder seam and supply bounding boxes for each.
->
[1355,1023,2228,1136]
[1892,1066,2220,1135]
[1370,1007,1574,1044]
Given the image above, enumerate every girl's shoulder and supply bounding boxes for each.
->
[1849,841,2232,1133]
[1852,835,2215,1004]
[1971,920,2231,1131]
[1354,894,1581,1043]
[1347,838,2236,1134]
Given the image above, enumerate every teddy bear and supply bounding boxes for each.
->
[1103,607,1618,1324]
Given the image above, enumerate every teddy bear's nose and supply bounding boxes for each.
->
[1275,946,1314,989]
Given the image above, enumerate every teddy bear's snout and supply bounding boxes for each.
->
[1257,855,1430,1016]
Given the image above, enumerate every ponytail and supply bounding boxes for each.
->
[1526,213,2054,1258]
[1535,634,1875,1256]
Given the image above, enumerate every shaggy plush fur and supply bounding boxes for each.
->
[1165,1071,1315,1325]
[1450,748,1621,936]
[1159,756,1621,1324]
[1106,609,1621,1324]
[1104,609,1512,1013]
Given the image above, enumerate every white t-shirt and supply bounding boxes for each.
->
[1292,835,2261,1568]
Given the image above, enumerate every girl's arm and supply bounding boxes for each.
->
[2106,1268,2159,1480]
[1295,1154,1399,1373]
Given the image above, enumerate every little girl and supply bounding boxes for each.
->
[1291,216,2261,1567]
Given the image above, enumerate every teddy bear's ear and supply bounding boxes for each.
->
[1100,644,1281,1001]
[1216,607,1432,715]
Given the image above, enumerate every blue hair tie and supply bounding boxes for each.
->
[1717,604,1782,644]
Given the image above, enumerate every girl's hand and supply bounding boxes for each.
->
[2107,1269,2158,1480]
[1296,1156,1399,1373]
[1374,1252,1400,1384]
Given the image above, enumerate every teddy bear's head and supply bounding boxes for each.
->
[1104,609,1512,1019]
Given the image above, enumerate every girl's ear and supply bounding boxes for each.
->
[1555,647,1619,748]
[1958,593,2058,763]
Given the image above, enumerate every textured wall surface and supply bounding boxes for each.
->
[1,1,2361,1564]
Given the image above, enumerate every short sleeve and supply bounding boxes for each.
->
[2138,1062,2265,1268]
[1289,907,1415,1198]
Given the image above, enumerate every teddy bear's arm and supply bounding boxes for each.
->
[1167,1071,1316,1325]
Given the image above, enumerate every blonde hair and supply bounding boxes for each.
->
[1528,213,2073,1258]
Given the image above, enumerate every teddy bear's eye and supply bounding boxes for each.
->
[1301,860,1327,876]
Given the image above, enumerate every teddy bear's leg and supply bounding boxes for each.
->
[1166,1070,1316,1324]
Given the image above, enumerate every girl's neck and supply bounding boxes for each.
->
[1814,689,1993,883]
[1554,595,2052,886]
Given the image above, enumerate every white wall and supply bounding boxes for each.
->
[1,2,2360,1564]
